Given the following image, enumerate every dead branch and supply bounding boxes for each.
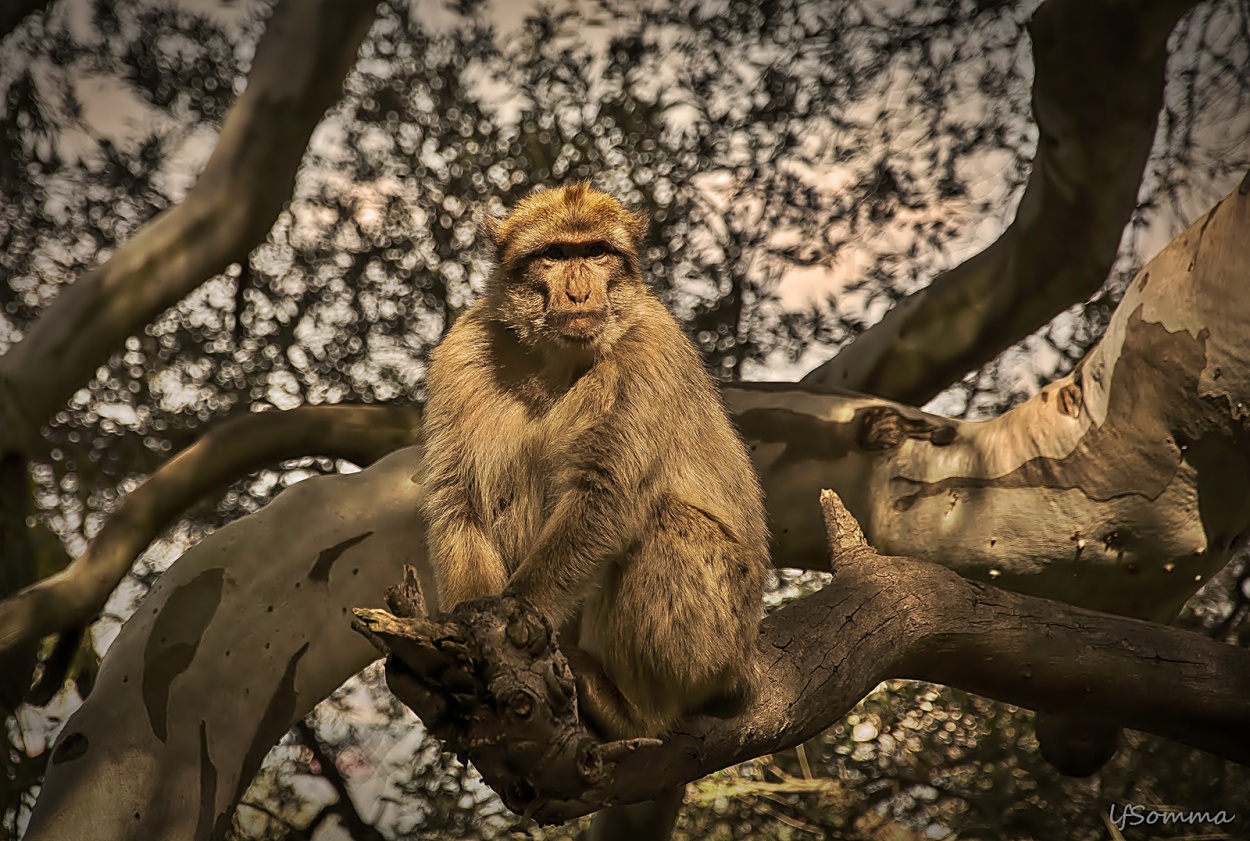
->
[352,574,661,826]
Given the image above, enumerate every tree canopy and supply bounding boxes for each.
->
[0,0,1248,839]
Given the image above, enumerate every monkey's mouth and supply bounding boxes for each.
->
[549,311,607,342]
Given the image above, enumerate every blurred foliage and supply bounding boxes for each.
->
[0,0,1248,838]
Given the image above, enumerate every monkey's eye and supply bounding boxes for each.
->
[540,245,566,260]
[584,242,608,257]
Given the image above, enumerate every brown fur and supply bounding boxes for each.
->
[419,183,769,738]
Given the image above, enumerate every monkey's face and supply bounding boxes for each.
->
[483,183,650,355]
[497,241,643,352]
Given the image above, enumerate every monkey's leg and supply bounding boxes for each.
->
[589,497,760,732]
[562,647,651,740]
[563,648,685,841]
[561,647,685,841]
[577,500,758,841]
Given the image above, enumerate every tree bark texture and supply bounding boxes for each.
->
[747,172,1250,623]
[352,492,1250,825]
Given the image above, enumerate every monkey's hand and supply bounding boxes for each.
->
[352,590,663,825]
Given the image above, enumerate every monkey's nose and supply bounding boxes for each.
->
[566,289,590,304]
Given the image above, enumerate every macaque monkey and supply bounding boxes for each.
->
[419,182,769,739]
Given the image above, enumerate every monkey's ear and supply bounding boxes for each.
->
[627,209,650,249]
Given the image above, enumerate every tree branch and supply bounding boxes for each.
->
[0,404,420,698]
[22,446,428,841]
[738,173,1250,623]
[0,0,378,456]
[801,0,1201,404]
[360,492,1249,826]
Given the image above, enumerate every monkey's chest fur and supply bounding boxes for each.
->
[480,433,554,572]
[465,369,615,574]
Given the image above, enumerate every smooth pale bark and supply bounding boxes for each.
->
[24,179,1250,840]
[748,174,1250,621]
[802,0,1200,404]
[0,405,422,685]
[22,446,428,841]
[0,0,377,456]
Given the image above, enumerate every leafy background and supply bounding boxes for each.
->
[1,0,1248,837]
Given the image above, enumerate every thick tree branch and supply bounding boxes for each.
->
[802,0,1200,404]
[0,404,420,700]
[0,0,378,456]
[361,492,1249,825]
[23,446,427,841]
[741,173,1250,623]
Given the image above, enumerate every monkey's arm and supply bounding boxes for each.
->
[504,430,651,626]
[422,455,509,611]
[427,515,509,612]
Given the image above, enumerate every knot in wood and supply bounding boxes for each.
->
[1057,382,1082,418]
[500,687,536,721]
[576,736,604,784]
[858,406,953,451]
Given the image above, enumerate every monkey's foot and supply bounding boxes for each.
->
[350,581,662,824]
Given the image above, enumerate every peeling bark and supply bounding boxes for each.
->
[0,0,378,456]
[801,0,1201,404]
